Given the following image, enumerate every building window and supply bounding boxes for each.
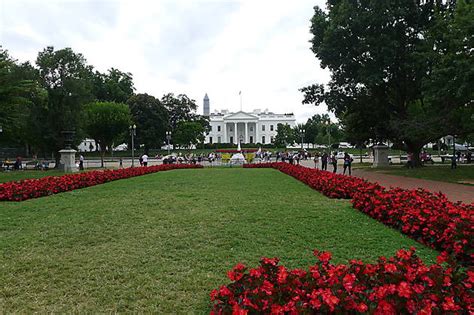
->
[209,137,213,144]
[262,136,265,144]
[218,126,221,132]
[230,136,234,144]
[262,125,265,131]
[270,125,274,131]
[230,127,233,132]
[218,136,221,143]
[250,126,253,132]
[250,136,253,143]
[270,136,274,143]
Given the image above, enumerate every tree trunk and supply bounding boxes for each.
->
[54,151,61,169]
[406,142,423,167]
[100,149,105,168]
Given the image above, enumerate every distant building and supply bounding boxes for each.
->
[203,94,295,144]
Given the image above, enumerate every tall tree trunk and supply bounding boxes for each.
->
[100,149,105,168]
[54,151,61,169]
[406,142,423,167]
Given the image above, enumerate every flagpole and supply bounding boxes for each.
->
[240,91,242,111]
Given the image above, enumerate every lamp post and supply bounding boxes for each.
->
[300,129,305,150]
[130,124,136,167]
[166,131,172,155]
[326,120,331,151]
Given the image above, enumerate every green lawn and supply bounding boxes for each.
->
[0,168,438,313]
[368,164,474,185]
[0,169,109,184]
[0,170,67,183]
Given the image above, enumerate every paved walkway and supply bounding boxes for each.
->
[350,169,474,204]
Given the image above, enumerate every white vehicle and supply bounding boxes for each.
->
[338,142,353,149]
[113,143,128,151]
[336,152,353,159]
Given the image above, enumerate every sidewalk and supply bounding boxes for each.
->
[351,169,473,204]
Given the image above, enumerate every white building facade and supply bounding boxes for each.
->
[203,94,296,144]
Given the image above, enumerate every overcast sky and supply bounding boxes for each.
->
[1,0,333,123]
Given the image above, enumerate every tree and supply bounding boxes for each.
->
[83,102,131,167]
[302,0,474,166]
[93,68,135,103]
[127,93,168,154]
[161,93,198,133]
[0,48,47,149]
[274,123,295,148]
[173,121,206,149]
[36,46,94,166]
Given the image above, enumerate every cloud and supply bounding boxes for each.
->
[0,0,332,123]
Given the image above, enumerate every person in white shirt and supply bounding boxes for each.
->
[141,154,148,167]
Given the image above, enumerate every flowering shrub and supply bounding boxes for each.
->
[211,249,473,314]
[0,164,202,201]
[352,187,474,266]
[246,163,380,199]
[244,163,473,265]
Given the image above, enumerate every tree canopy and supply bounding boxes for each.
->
[302,0,473,164]
[127,93,169,154]
[83,101,131,166]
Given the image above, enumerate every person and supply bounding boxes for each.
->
[141,154,148,167]
[407,152,414,169]
[79,154,84,170]
[331,152,338,173]
[451,152,457,169]
[119,157,123,168]
[343,152,353,175]
[313,153,320,169]
[139,156,143,166]
[321,152,328,170]
[13,156,22,170]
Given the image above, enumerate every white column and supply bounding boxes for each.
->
[245,122,248,143]
[255,121,259,144]
[234,122,237,144]
[223,123,227,143]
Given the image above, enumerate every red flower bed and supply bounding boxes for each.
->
[244,163,473,265]
[246,163,380,199]
[211,249,473,314]
[352,187,474,266]
[0,164,202,201]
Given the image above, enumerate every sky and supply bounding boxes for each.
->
[0,0,333,123]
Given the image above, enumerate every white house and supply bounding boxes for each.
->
[203,94,296,144]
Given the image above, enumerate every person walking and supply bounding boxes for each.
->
[313,153,320,169]
[331,152,337,173]
[141,154,148,167]
[79,154,84,170]
[343,152,353,175]
[407,152,414,169]
[321,152,328,170]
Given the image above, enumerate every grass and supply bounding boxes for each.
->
[0,169,105,184]
[0,168,439,313]
[366,164,474,185]
[0,170,68,183]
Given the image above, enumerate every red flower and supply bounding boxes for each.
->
[374,300,397,315]
[442,296,461,311]
[397,281,412,298]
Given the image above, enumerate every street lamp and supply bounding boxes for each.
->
[300,129,305,150]
[166,131,172,155]
[129,124,136,167]
[325,120,331,151]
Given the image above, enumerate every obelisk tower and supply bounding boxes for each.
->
[203,93,210,116]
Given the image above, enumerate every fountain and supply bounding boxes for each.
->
[229,142,246,165]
